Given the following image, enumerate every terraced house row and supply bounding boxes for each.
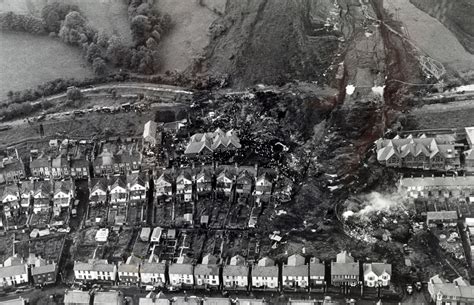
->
[1,179,75,214]
[0,254,58,288]
[376,134,461,171]
[155,164,280,202]
[88,173,148,205]
[73,252,391,291]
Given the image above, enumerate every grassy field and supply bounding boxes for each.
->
[409,99,474,129]
[0,0,132,44]
[384,0,474,80]
[0,32,94,99]
[154,0,223,72]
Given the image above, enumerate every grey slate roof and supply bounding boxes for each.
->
[141,263,166,274]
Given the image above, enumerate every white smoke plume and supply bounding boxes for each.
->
[343,192,401,220]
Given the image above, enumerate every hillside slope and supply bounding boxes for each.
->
[202,0,340,88]
[410,0,474,54]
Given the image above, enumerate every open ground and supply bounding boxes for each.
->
[384,0,474,81]
[154,0,224,72]
[0,32,93,99]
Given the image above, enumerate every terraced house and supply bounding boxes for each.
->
[0,156,25,184]
[118,261,140,285]
[31,261,57,286]
[282,254,309,290]
[398,176,474,200]
[169,256,194,287]
[216,168,235,196]
[428,275,474,305]
[70,157,90,179]
[155,172,173,197]
[53,180,74,209]
[89,178,108,204]
[109,176,128,205]
[140,262,166,286]
[195,167,213,195]
[254,172,274,197]
[19,181,33,209]
[363,263,391,287]
[127,172,148,202]
[184,128,241,157]
[176,170,193,202]
[194,254,220,289]
[309,258,325,287]
[30,155,51,179]
[74,259,117,283]
[51,155,70,179]
[331,251,360,287]
[251,257,279,290]
[0,256,28,288]
[223,255,248,290]
[376,135,460,171]
[32,181,52,214]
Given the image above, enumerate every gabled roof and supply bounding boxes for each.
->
[90,178,108,193]
[71,158,89,168]
[64,290,90,305]
[168,263,193,275]
[309,260,325,277]
[287,254,305,266]
[110,176,127,191]
[256,171,275,183]
[0,158,24,173]
[252,265,278,277]
[127,173,146,187]
[0,264,27,279]
[20,181,34,195]
[230,255,245,266]
[118,263,139,273]
[429,275,474,300]
[216,169,235,181]
[94,291,123,305]
[257,257,274,267]
[185,141,212,155]
[194,263,219,276]
[54,180,72,195]
[237,170,254,184]
[331,251,359,277]
[376,135,458,162]
[283,264,308,277]
[336,251,354,263]
[144,121,158,139]
[34,181,52,197]
[31,262,56,275]
[202,254,218,264]
[141,262,166,274]
[30,156,50,168]
[363,263,391,277]
[74,259,115,273]
[427,211,458,221]
[156,172,174,185]
[1,184,18,200]
[195,167,212,182]
[223,265,248,277]
[177,171,193,183]
[52,155,69,168]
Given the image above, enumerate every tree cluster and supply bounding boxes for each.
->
[125,0,172,73]
[41,3,80,33]
[0,1,172,76]
[0,12,46,34]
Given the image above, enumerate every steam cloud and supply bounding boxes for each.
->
[343,192,401,220]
